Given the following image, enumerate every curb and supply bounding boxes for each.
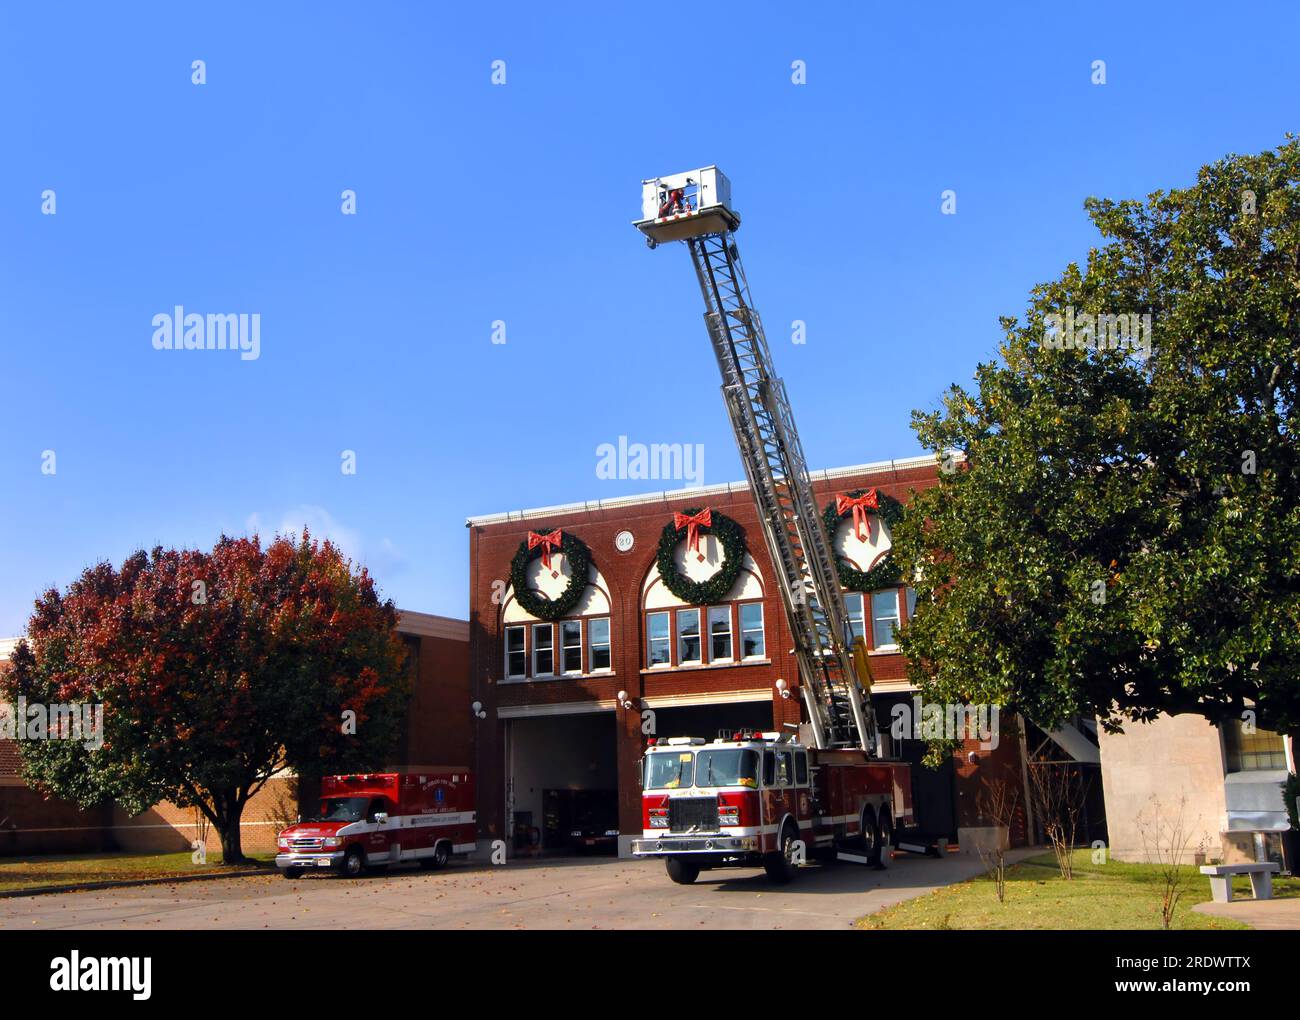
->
[0,866,277,899]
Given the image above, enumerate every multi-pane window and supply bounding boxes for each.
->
[505,625,526,679]
[677,608,702,664]
[1224,721,1288,772]
[647,611,671,667]
[532,623,554,676]
[708,606,733,661]
[588,617,611,671]
[561,620,582,674]
[905,586,917,621]
[843,593,866,643]
[871,590,901,650]
[740,602,765,658]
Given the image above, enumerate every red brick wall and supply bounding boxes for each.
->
[469,461,945,840]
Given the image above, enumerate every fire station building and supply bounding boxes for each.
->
[467,454,1033,857]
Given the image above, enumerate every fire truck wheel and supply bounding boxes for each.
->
[282,868,302,880]
[763,822,799,884]
[877,810,894,868]
[665,858,700,885]
[342,847,366,878]
[861,806,881,865]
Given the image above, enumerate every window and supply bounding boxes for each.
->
[647,611,671,667]
[589,617,611,671]
[762,750,775,786]
[775,749,793,786]
[708,606,733,661]
[740,602,765,658]
[561,620,582,674]
[505,625,527,679]
[871,590,901,649]
[1224,721,1288,772]
[844,593,865,643]
[905,586,917,621]
[532,623,554,676]
[795,751,809,785]
[677,608,701,664]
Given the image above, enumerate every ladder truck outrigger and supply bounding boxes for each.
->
[631,168,918,884]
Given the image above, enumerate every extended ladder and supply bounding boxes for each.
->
[683,231,877,753]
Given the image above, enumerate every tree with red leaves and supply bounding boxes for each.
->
[1,532,409,862]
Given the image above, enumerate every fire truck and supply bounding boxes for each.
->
[630,169,919,884]
[275,769,475,878]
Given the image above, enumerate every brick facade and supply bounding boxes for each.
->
[468,456,1029,852]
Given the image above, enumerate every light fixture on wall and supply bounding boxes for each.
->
[617,690,637,711]
[471,700,487,720]
[775,678,792,700]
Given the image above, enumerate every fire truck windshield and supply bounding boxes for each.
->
[644,748,758,789]
[315,797,369,823]
[695,749,759,789]
[644,752,694,789]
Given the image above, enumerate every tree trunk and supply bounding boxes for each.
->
[216,791,246,864]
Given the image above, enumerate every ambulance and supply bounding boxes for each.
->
[275,769,475,878]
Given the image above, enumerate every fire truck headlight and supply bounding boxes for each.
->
[323,837,342,848]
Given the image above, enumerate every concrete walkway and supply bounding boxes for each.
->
[0,848,1036,931]
[1193,897,1300,930]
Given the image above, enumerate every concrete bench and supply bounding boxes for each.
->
[1199,862,1279,903]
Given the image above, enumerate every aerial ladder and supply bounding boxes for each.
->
[635,167,879,755]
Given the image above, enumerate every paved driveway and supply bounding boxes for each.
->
[0,851,1010,930]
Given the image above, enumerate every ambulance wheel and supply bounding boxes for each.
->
[282,868,302,879]
[421,842,450,869]
[665,859,700,885]
[342,847,366,878]
[764,822,799,884]
[861,806,880,865]
[877,810,894,868]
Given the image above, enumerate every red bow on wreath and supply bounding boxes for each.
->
[527,529,563,577]
[673,508,712,562]
[835,490,879,543]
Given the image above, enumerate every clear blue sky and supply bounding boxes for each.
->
[2,1,1297,633]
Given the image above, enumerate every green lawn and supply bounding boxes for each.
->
[0,850,274,894]
[860,850,1300,930]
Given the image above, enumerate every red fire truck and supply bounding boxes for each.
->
[275,769,475,878]
[633,732,913,883]
[632,169,923,884]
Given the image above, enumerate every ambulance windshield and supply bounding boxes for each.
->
[316,797,369,823]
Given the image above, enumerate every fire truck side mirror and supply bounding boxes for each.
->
[373,812,389,825]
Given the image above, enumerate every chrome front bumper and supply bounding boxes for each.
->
[275,851,345,870]
[632,835,757,856]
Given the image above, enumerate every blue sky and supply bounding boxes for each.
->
[2,1,1297,633]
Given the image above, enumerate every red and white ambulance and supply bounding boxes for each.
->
[275,769,475,878]
[632,732,913,884]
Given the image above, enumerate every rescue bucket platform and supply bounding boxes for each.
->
[633,165,740,246]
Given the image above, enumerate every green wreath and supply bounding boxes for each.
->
[823,489,905,592]
[656,508,747,605]
[509,531,592,621]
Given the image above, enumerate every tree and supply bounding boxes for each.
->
[1,533,410,862]
[894,138,1300,739]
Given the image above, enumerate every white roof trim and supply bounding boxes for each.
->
[465,452,960,527]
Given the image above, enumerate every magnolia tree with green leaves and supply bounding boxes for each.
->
[1,533,410,862]
[893,138,1300,741]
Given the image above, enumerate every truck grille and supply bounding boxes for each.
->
[289,837,324,851]
[668,797,719,832]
